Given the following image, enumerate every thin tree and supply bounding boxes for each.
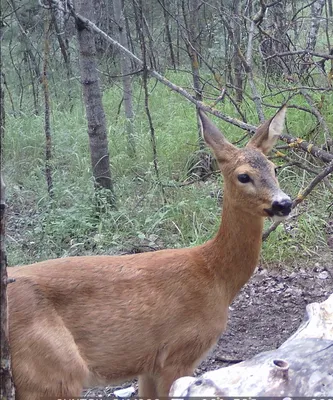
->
[75,0,115,205]
[0,4,6,140]
[113,0,136,157]
[9,0,41,114]
[260,0,291,75]
[0,35,15,399]
[0,77,4,143]
[137,0,166,203]
[300,0,326,75]
[41,16,53,197]
[181,0,204,148]
[50,3,73,109]
[0,87,15,400]
[159,0,176,70]
[231,0,243,104]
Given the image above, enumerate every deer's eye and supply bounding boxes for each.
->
[238,174,251,183]
[274,167,278,176]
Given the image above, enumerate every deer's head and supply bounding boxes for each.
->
[199,107,292,221]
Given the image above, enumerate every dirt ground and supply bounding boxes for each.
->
[198,255,333,374]
[85,252,333,397]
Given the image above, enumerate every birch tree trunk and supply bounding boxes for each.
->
[301,0,326,75]
[75,0,115,204]
[113,0,136,158]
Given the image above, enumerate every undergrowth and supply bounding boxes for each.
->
[3,71,332,266]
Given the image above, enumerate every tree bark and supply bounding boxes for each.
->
[0,35,14,400]
[0,78,4,145]
[160,0,176,70]
[182,0,204,148]
[231,0,243,104]
[50,5,73,108]
[42,17,53,197]
[113,0,136,158]
[75,0,115,204]
[261,1,291,75]
[0,180,15,399]
[300,0,326,75]
[0,23,5,144]
[328,0,333,17]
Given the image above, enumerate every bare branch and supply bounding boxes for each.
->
[299,88,331,140]
[264,50,333,61]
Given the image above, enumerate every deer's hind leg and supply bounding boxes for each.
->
[14,360,87,400]
[12,313,89,400]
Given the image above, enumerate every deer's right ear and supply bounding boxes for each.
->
[246,106,287,155]
[198,109,237,163]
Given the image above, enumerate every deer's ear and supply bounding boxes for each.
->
[198,109,237,163]
[247,106,287,155]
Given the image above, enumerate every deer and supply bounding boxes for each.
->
[8,107,292,400]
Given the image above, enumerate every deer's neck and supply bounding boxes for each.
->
[201,194,264,303]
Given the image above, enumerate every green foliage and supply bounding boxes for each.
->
[3,72,332,267]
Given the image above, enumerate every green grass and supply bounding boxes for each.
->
[3,71,332,267]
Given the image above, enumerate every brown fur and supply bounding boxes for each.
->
[8,108,290,399]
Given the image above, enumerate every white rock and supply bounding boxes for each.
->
[113,386,136,398]
[318,271,329,280]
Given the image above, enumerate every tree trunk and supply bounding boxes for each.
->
[328,0,333,17]
[300,0,326,75]
[0,78,4,144]
[75,0,115,204]
[50,5,73,109]
[261,1,291,75]
[182,0,204,148]
[113,0,136,158]
[0,23,6,143]
[160,0,176,70]
[1,27,14,396]
[0,179,15,399]
[42,17,53,197]
[232,0,243,104]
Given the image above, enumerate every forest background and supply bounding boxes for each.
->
[1,0,332,268]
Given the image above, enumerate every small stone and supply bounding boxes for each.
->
[148,234,158,242]
[114,386,135,398]
[318,271,329,280]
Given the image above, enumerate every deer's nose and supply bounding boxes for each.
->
[271,199,292,216]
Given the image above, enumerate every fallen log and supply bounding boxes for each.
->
[170,294,333,397]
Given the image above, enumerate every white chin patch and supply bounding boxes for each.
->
[272,214,289,223]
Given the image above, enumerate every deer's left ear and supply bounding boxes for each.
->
[247,106,287,155]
